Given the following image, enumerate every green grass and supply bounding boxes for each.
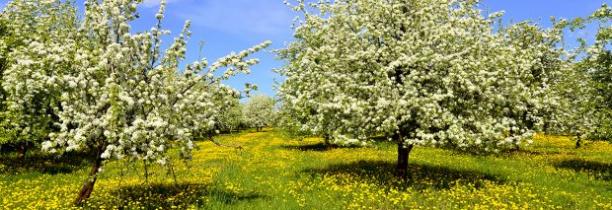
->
[0,129,611,209]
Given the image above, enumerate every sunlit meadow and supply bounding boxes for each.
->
[0,1,611,209]
[1,129,610,209]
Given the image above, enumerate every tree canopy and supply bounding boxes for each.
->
[1,0,269,204]
[244,95,276,131]
[278,0,564,177]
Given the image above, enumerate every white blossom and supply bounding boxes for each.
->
[278,0,561,153]
[0,0,269,202]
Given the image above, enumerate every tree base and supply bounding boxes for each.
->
[396,143,414,180]
[74,156,102,206]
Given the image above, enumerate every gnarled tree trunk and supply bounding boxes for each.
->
[74,155,103,205]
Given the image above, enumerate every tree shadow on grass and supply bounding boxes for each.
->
[502,149,567,156]
[0,151,92,175]
[554,159,611,181]
[105,183,267,209]
[442,147,568,159]
[302,160,505,190]
[281,142,366,152]
[281,142,340,152]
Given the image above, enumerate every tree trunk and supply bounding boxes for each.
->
[74,156,103,206]
[323,133,331,145]
[575,136,582,149]
[396,142,414,180]
[17,143,28,159]
[143,160,149,184]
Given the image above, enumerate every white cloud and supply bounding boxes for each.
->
[176,0,294,36]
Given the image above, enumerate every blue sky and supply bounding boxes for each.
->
[1,0,610,97]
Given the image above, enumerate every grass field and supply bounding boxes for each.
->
[0,128,611,209]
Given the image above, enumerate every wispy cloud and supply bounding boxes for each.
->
[175,0,294,36]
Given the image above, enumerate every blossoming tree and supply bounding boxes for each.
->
[0,0,76,157]
[548,4,611,147]
[498,20,570,149]
[3,0,269,205]
[580,4,611,142]
[279,0,560,178]
[244,95,276,132]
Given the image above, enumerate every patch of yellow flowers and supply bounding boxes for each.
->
[1,130,611,209]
